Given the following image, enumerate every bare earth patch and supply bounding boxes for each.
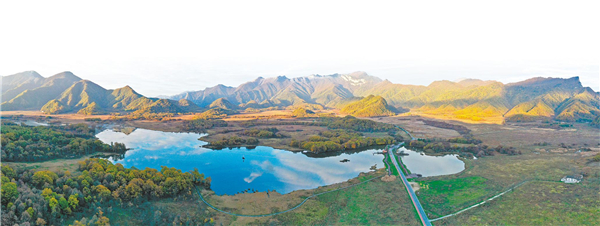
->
[381,175,397,182]
[409,181,420,192]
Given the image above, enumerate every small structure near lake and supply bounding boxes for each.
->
[396,150,409,156]
[406,174,422,179]
[561,175,583,183]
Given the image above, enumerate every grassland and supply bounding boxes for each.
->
[435,180,600,225]
[386,116,600,224]
[416,176,490,217]
[374,116,461,139]
[412,151,600,224]
[199,170,419,225]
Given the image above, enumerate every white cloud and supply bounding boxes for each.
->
[243,172,263,183]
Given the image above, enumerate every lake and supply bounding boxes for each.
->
[396,147,465,177]
[96,128,465,195]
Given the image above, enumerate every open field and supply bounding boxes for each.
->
[374,116,461,139]
[366,115,600,223]
[375,115,599,152]
[401,112,505,125]
[435,180,600,225]
[467,122,600,149]
[413,152,600,221]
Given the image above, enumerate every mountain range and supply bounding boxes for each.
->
[166,71,599,122]
[2,71,599,123]
[1,71,199,115]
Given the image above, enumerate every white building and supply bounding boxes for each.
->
[561,175,583,183]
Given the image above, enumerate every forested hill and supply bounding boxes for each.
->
[341,95,398,117]
[1,71,201,115]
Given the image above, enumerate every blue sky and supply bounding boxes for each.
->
[1,1,597,96]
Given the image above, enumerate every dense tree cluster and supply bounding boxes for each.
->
[181,118,228,132]
[239,116,396,132]
[319,116,397,132]
[291,108,315,117]
[1,122,127,162]
[71,208,110,226]
[0,159,211,226]
[194,108,237,119]
[206,136,259,149]
[447,137,482,145]
[240,128,283,138]
[290,129,396,153]
[406,140,521,157]
[592,153,600,162]
[126,112,175,121]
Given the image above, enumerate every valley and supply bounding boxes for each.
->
[2,108,599,225]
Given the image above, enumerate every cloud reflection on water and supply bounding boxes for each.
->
[95,128,464,194]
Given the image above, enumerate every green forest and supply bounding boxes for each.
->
[1,122,127,162]
[1,159,211,225]
[290,130,396,153]
[319,116,397,132]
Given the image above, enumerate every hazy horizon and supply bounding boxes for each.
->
[2,64,598,98]
[1,1,598,97]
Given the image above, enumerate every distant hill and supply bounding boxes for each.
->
[209,98,236,109]
[1,71,201,114]
[291,107,315,117]
[341,95,397,117]
[504,100,555,122]
[1,71,45,102]
[195,108,237,119]
[2,72,82,110]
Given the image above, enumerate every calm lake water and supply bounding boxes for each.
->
[95,128,465,195]
[397,147,465,177]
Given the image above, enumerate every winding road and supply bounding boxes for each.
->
[396,125,417,141]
